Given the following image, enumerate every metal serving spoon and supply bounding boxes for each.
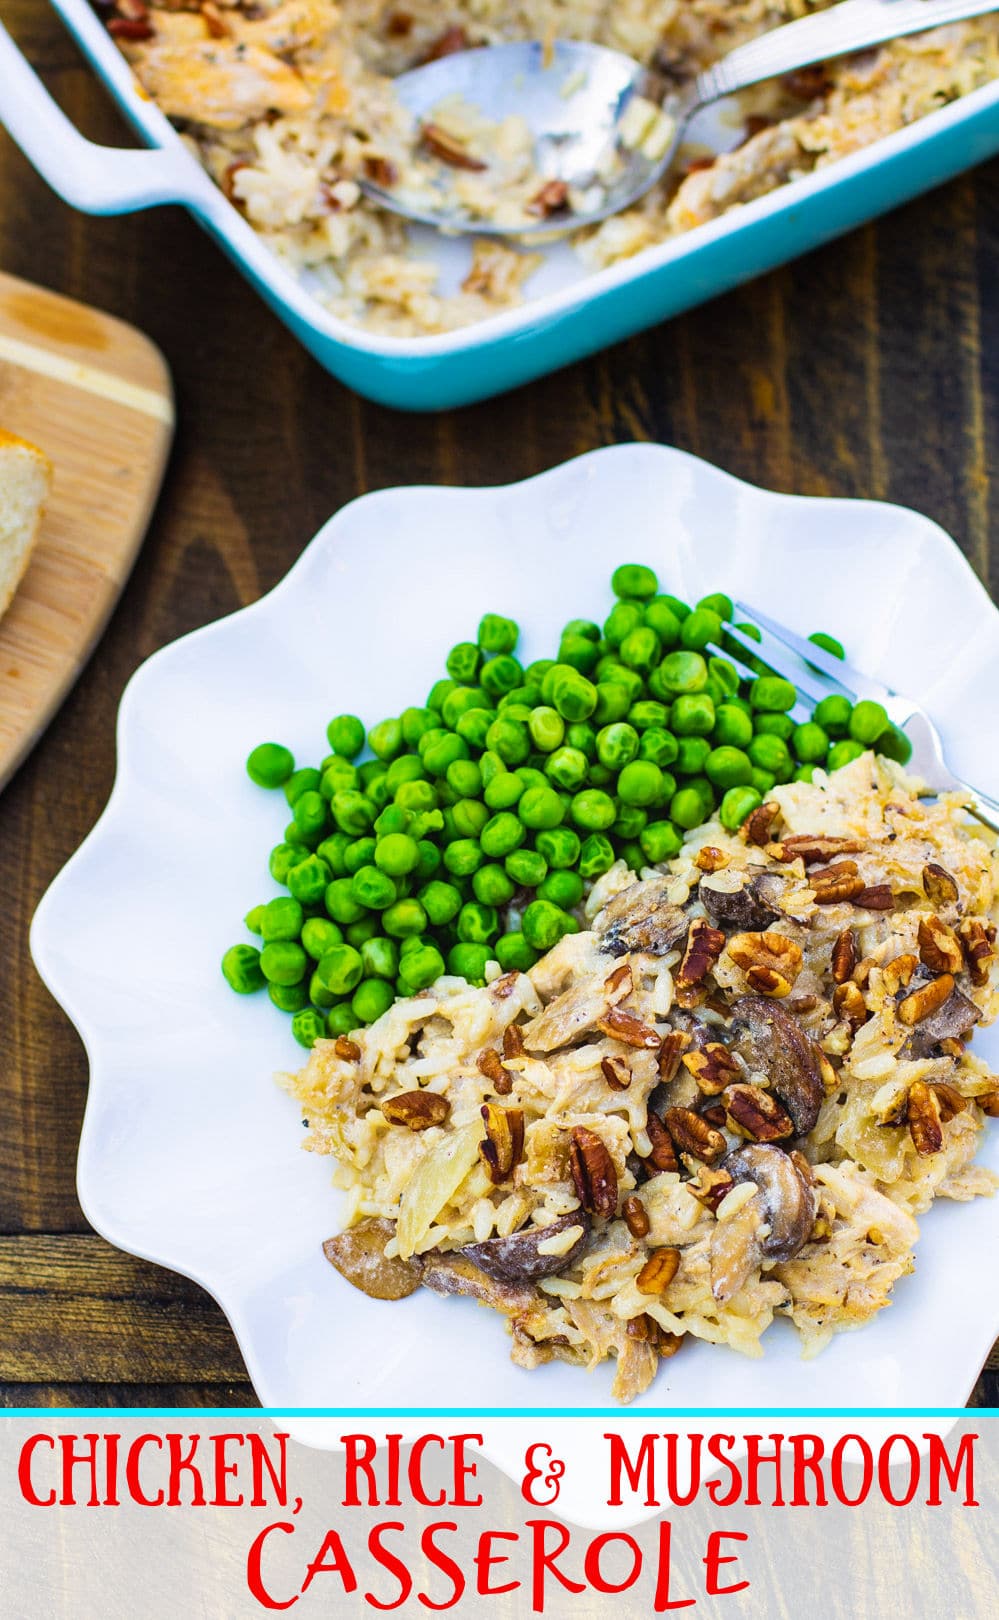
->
[362,0,999,235]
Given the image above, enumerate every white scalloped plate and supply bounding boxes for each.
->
[30,444,999,1415]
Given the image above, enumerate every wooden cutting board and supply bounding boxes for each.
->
[0,271,173,791]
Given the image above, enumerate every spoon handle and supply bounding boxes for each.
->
[694,0,999,105]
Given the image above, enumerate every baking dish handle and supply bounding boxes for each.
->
[0,20,215,215]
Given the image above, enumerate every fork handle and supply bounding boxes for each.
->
[694,0,999,105]
[958,782,999,836]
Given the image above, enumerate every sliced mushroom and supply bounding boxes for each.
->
[595,877,689,957]
[522,979,612,1053]
[729,994,824,1135]
[699,871,785,932]
[903,982,981,1057]
[418,1252,538,1315]
[322,1217,423,1301]
[461,1210,592,1283]
[709,1144,816,1302]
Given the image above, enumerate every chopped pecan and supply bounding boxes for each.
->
[676,919,725,987]
[201,2,230,37]
[918,916,964,975]
[898,973,956,1026]
[601,1055,632,1091]
[490,972,520,1000]
[958,919,995,987]
[477,1047,512,1095]
[743,800,781,847]
[785,64,831,99]
[382,1090,450,1130]
[420,23,470,62]
[569,1126,618,1219]
[597,1006,661,1048]
[626,1315,683,1356]
[637,1248,681,1295]
[789,1148,816,1185]
[929,1081,967,1121]
[694,845,729,873]
[364,155,398,187]
[682,1041,741,1096]
[701,1102,728,1128]
[923,862,960,907]
[503,1022,525,1059]
[831,928,857,984]
[686,1164,735,1212]
[790,993,819,1013]
[727,930,803,997]
[385,10,414,36]
[882,954,918,995]
[334,1035,362,1062]
[832,981,868,1030]
[906,1080,944,1156]
[856,884,894,910]
[977,1091,999,1117]
[644,1110,679,1174]
[526,179,569,217]
[604,962,634,1004]
[479,1103,525,1183]
[774,834,863,864]
[723,1083,794,1143]
[622,1195,650,1238]
[810,861,866,904]
[420,123,487,170]
[664,1106,727,1164]
[658,1029,692,1084]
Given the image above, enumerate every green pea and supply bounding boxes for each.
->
[443,687,490,732]
[485,716,531,766]
[292,1008,328,1049]
[420,880,462,927]
[601,664,643,702]
[813,694,853,738]
[401,706,437,748]
[331,791,374,836]
[320,760,359,800]
[495,932,538,973]
[876,723,913,766]
[640,820,683,864]
[447,800,485,840]
[365,774,392,812]
[362,936,399,980]
[680,608,723,651]
[481,812,525,858]
[566,723,597,758]
[505,848,547,888]
[670,787,707,831]
[563,617,601,644]
[794,765,817,784]
[697,592,734,622]
[300,918,341,960]
[347,914,381,947]
[750,767,776,796]
[247,742,294,789]
[545,747,589,792]
[643,599,682,646]
[287,855,332,906]
[382,898,428,938]
[321,715,362,759]
[617,761,664,807]
[268,843,300,884]
[747,734,794,781]
[638,728,678,768]
[713,703,753,749]
[351,978,395,1024]
[522,900,572,951]
[292,790,328,840]
[558,634,600,675]
[316,833,351,877]
[536,827,580,869]
[719,786,763,832]
[244,905,265,936]
[707,656,740,697]
[703,677,726,709]
[848,699,890,746]
[618,625,661,675]
[359,759,388,789]
[385,758,425,797]
[596,722,639,770]
[484,770,526,810]
[423,732,470,777]
[260,896,304,943]
[670,694,715,737]
[750,675,797,713]
[447,943,492,985]
[659,594,691,622]
[578,833,615,879]
[550,668,597,723]
[477,613,519,656]
[260,941,308,987]
[344,837,377,874]
[611,562,658,600]
[538,870,584,910]
[792,721,830,764]
[455,707,493,752]
[456,902,498,944]
[705,746,753,789]
[375,805,410,838]
[655,650,708,695]
[527,706,565,754]
[473,864,516,907]
[570,789,617,831]
[626,700,666,732]
[269,981,309,1013]
[603,601,644,647]
[368,718,403,761]
[613,804,648,839]
[442,839,481,878]
[446,641,481,683]
[828,738,866,771]
[519,785,565,830]
[284,820,315,851]
[808,631,845,661]
[221,944,265,994]
[325,1004,357,1038]
[324,877,366,925]
[755,712,795,741]
[619,841,645,871]
[309,970,335,1008]
[524,659,555,686]
[350,865,397,911]
[285,767,322,806]
[374,832,420,877]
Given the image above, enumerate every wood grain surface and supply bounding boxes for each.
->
[2,0,999,1410]
[0,269,173,789]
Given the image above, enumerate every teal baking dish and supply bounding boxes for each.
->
[3,1,999,412]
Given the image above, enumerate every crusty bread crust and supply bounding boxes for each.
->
[0,431,52,620]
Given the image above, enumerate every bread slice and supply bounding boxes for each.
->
[0,429,52,620]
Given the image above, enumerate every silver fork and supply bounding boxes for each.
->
[708,601,999,835]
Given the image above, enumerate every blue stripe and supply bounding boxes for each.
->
[0,1407,994,1419]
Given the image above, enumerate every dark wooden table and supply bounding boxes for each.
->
[2,1,998,1409]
